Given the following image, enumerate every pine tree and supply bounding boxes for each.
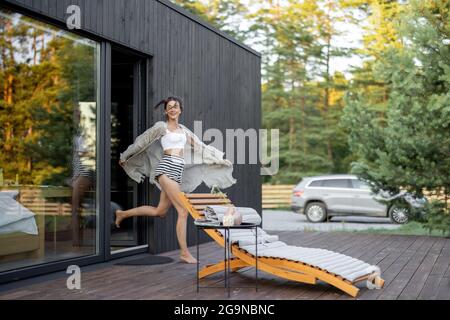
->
[0,12,96,186]
[342,0,450,229]
[170,0,249,41]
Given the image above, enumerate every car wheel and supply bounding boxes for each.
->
[305,202,327,223]
[389,205,409,224]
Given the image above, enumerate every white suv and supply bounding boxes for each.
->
[291,174,426,224]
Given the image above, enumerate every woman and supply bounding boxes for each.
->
[71,109,96,247]
[115,96,236,263]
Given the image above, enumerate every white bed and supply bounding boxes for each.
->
[0,189,45,262]
[0,190,38,235]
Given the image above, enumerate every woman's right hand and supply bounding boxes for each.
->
[224,159,232,166]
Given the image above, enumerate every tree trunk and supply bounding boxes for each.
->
[4,125,12,151]
[33,31,37,65]
[7,74,13,104]
[323,0,333,164]
[445,186,448,213]
[300,92,306,155]
[324,45,333,162]
[289,116,295,151]
[289,80,296,152]
[27,127,33,172]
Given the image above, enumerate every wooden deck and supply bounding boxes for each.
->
[0,231,449,300]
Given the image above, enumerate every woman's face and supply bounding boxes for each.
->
[165,100,182,120]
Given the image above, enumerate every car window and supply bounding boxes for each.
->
[308,180,323,187]
[351,179,371,190]
[296,179,309,188]
[321,179,351,188]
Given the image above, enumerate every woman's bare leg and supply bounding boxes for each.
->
[71,176,92,246]
[115,190,171,228]
[158,174,197,263]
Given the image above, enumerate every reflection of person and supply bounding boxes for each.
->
[71,123,95,247]
[115,96,236,263]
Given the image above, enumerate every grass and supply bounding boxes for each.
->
[347,221,449,237]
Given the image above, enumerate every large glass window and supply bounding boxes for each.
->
[0,8,100,273]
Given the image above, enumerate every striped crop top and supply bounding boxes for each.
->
[161,128,187,150]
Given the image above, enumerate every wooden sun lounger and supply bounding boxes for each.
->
[179,192,385,297]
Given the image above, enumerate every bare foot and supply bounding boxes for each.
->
[180,252,197,264]
[115,210,125,228]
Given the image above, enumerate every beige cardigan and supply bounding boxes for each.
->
[119,121,237,192]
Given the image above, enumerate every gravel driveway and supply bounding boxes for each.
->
[262,209,402,232]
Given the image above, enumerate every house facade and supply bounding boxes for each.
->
[0,0,261,283]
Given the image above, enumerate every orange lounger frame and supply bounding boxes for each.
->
[179,192,385,298]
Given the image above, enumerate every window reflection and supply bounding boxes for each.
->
[0,8,100,272]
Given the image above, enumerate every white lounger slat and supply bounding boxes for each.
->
[327,261,367,279]
[297,252,343,265]
[327,260,369,274]
[319,256,359,269]
[237,236,279,246]
[257,247,305,259]
[314,255,357,269]
[290,248,330,259]
[261,246,331,261]
[293,252,338,264]
[228,234,278,244]
[254,246,306,260]
[261,247,330,261]
[253,246,301,257]
[340,268,373,282]
[336,263,372,279]
[218,228,268,237]
[240,241,288,253]
[301,251,341,262]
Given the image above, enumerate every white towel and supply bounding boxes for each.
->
[205,205,262,225]
[208,205,259,217]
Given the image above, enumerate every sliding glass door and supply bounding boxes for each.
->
[109,48,149,254]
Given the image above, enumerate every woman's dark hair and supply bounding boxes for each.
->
[153,96,184,118]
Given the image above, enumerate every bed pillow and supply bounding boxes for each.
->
[0,216,38,235]
[0,195,36,228]
[0,190,19,200]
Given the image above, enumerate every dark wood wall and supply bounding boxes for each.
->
[5,0,262,254]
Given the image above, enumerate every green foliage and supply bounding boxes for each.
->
[423,200,450,235]
[173,0,450,233]
[0,12,97,186]
[170,0,249,41]
[343,0,450,231]
[173,0,356,184]
[250,1,355,183]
